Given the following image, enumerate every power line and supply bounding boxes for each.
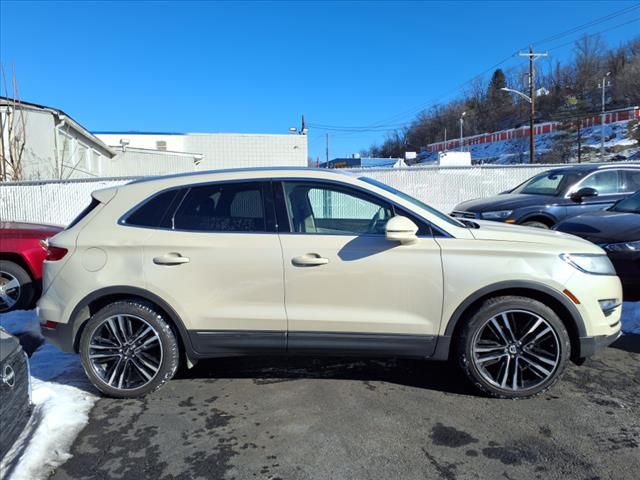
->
[528,3,640,48]
[309,5,640,135]
[547,16,640,52]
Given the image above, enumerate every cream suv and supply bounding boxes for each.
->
[39,168,622,399]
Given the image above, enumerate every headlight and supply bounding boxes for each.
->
[481,210,513,220]
[560,253,616,275]
[603,240,640,252]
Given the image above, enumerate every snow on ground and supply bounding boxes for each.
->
[0,310,97,480]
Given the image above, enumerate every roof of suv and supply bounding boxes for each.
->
[543,163,640,175]
[127,166,350,186]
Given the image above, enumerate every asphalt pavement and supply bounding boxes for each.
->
[51,335,640,480]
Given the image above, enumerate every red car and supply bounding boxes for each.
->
[0,222,63,313]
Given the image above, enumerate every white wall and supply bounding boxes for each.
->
[96,133,308,170]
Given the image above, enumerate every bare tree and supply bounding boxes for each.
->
[0,65,26,181]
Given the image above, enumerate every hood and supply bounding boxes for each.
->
[554,210,640,244]
[469,220,601,253]
[0,221,63,238]
[455,193,558,213]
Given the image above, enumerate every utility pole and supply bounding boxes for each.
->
[598,72,611,161]
[444,128,447,151]
[519,47,547,163]
[325,133,329,166]
[459,112,466,152]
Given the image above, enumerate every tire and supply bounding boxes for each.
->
[521,220,550,229]
[79,301,180,398]
[0,260,34,313]
[456,296,570,399]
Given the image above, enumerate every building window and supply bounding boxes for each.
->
[156,141,167,151]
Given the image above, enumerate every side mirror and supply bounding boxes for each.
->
[385,216,418,244]
[570,187,598,202]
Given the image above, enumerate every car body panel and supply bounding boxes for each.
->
[0,221,62,279]
[279,233,443,337]
[0,329,31,460]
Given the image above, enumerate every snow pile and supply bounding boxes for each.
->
[621,302,640,334]
[0,311,97,480]
[418,120,638,164]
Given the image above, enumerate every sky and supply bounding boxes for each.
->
[1,1,639,161]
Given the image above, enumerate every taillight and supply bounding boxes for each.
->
[46,246,68,261]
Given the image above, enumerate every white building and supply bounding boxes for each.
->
[95,131,308,171]
[0,97,116,180]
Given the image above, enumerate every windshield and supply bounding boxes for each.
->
[612,191,640,213]
[359,177,465,228]
[511,171,578,196]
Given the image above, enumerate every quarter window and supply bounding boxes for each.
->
[124,189,183,228]
[282,182,393,235]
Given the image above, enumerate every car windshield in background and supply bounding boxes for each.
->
[612,191,640,213]
[511,172,576,196]
[359,177,465,228]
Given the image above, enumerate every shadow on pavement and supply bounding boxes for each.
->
[183,355,476,396]
[611,333,640,354]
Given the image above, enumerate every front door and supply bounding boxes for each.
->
[565,169,630,218]
[275,180,444,357]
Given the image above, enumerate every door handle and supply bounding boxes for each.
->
[292,253,329,267]
[153,253,190,265]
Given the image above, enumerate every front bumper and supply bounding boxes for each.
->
[578,329,622,359]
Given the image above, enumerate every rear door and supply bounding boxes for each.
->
[129,180,287,356]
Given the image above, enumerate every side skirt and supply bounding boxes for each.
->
[189,330,438,359]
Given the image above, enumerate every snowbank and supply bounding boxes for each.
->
[0,311,97,480]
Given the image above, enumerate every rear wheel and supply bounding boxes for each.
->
[457,296,570,399]
[79,301,179,398]
[0,260,34,313]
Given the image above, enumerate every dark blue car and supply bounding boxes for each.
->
[452,164,640,228]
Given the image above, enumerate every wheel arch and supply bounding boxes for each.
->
[0,253,35,278]
[68,286,196,359]
[433,281,586,362]
[517,213,556,227]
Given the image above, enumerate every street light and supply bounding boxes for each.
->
[501,87,535,163]
[598,72,612,161]
[459,111,466,152]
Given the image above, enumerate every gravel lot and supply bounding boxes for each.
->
[51,336,639,480]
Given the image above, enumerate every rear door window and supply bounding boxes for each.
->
[579,170,621,195]
[172,182,268,232]
[621,170,640,193]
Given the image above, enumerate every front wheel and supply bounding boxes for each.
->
[457,296,570,399]
[79,301,180,398]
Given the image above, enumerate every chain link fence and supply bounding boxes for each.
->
[1,165,559,226]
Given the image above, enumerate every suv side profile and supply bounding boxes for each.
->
[452,164,640,228]
[39,168,622,399]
